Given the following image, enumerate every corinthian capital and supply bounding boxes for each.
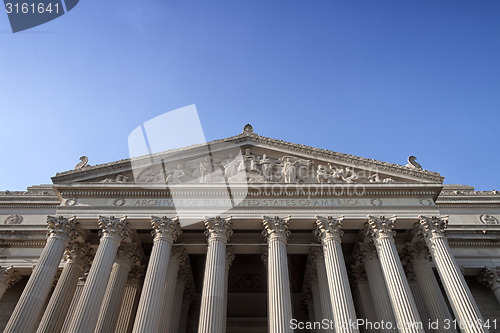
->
[150,216,182,243]
[115,243,141,268]
[0,266,22,290]
[226,246,236,268]
[404,242,431,263]
[478,267,500,290]
[262,215,291,242]
[314,215,344,243]
[418,215,449,242]
[170,246,187,266]
[64,242,93,268]
[356,242,378,263]
[204,216,233,243]
[366,215,397,240]
[98,216,131,242]
[46,215,81,242]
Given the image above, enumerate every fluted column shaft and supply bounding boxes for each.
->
[350,266,377,333]
[263,215,293,333]
[0,266,21,301]
[132,216,181,333]
[36,242,93,333]
[359,243,398,333]
[95,243,140,333]
[170,271,188,333]
[367,216,424,333]
[407,244,457,333]
[418,216,489,333]
[159,247,186,333]
[67,216,130,333]
[312,249,334,333]
[311,280,326,333]
[4,216,80,333]
[222,247,235,333]
[198,216,233,333]
[316,216,359,333]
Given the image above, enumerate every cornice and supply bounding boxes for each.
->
[51,128,443,184]
[53,183,443,199]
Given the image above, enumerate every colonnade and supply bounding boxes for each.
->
[0,214,496,333]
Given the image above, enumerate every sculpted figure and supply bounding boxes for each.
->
[259,154,272,181]
[222,154,239,179]
[316,164,330,183]
[282,158,299,183]
[342,167,359,183]
[368,173,381,183]
[199,157,211,183]
[167,164,185,183]
[329,164,344,182]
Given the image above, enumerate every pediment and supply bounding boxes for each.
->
[51,126,443,185]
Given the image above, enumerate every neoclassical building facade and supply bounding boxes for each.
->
[0,125,499,333]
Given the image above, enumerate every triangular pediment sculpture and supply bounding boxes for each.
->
[52,125,443,185]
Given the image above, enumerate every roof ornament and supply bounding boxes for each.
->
[74,156,89,170]
[406,156,422,170]
[243,124,254,134]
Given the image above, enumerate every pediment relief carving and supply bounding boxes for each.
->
[53,128,443,185]
[85,147,413,185]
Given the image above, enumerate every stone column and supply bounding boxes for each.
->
[4,215,80,333]
[66,215,130,333]
[262,215,293,333]
[158,247,186,333]
[315,215,359,333]
[405,243,458,333]
[418,215,489,333]
[310,247,334,333]
[366,216,424,333]
[36,242,93,333]
[0,266,21,301]
[350,265,377,333]
[95,243,141,333]
[170,267,191,333]
[197,216,233,333]
[114,265,144,333]
[132,216,182,333]
[357,242,398,333]
[303,292,316,331]
[303,254,324,333]
[479,266,500,305]
[222,246,235,333]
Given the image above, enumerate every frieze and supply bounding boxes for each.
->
[4,214,23,225]
[121,198,382,208]
[479,214,499,225]
[57,196,442,209]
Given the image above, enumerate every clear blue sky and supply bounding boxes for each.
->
[1,0,499,190]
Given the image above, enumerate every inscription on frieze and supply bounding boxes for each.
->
[129,198,374,208]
